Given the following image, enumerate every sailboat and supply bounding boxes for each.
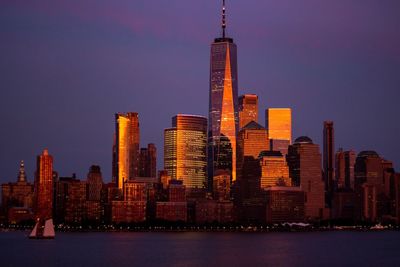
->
[29,218,55,239]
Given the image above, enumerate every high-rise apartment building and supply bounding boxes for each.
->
[287,137,326,221]
[323,121,335,200]
[208,1,239,184]
[114,112,140,189]
[34,149,54,220]
[265,108,292,143]
[164,114,207,189]
[87,165,103,201]
[239,94,258,129]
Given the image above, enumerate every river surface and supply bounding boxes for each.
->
[1,231,399,266]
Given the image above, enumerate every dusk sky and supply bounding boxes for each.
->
[1,0,399,183]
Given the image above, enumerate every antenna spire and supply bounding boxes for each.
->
[222,0,226,38]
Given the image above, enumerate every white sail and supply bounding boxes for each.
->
[43,219,55,238]
[29,221,40,238]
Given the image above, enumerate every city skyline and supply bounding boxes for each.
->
[1,1,400,182]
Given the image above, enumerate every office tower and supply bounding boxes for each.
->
[265,108,292,143]
[323,121,335,200]
[269,139,290,157]
[335,149,356,190]
[86,165,103,201]
[239,94,258,129]
[34,149,54,220]
[115,112,140,189]
[164,114,207,189]
[1,161,34,222]
[139,143,157,178]
[259,151,291,188]
[236,121,269,180]
[287,137,326,221]
[208,1,239,184]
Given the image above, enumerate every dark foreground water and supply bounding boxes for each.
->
[1,231,399,267]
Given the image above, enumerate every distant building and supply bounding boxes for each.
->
[213,170,231,201]
[156,181,187,222]
[265,108,292,143]
[335,149,356,190]
[287,137,327,221]
[34,149,54,220]
[114,112,140,190]
[86,165,103,201]
[323,121,335,204]
[195,200,234,224]
[164,114,207,189]
[139,143,157,178]
[159,170,171,190]
[259,151,291,188]
[239,94,258,129]
[265,186,305,224]
[1,161,34,222]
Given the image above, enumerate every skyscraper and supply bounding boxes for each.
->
[164,114,208,189]
[114,112,140,189]
[139,143,157,178]
[208,0,239,185]
[265,108,292,143]
[239,94,258,129]
[34,149,54,220]
[323,121,335,202]
[335,149,356,190]
[287,137,326,221]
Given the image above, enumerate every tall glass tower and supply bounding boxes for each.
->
[208,0,239,186]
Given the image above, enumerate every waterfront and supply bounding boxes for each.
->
[1,231,399,266]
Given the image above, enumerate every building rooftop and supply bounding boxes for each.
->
[259,150,283,158]
[242,121,265,130]
[294,136,313,144]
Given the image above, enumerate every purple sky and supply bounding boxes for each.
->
[1,0,399,183]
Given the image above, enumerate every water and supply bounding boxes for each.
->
[1,231,399,266]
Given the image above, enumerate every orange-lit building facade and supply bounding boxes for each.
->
[237,121,269,181]
[259,151,291,188]
[34,149,54,220]
[114,112,140,190]
[164,115,207,189]
[239,94,258,129]
[265,108,292,143]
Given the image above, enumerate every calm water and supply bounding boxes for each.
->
[1,230,399,266]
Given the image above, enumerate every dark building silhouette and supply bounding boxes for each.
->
[287,137,327,221]
[208,1,239,186]
[323,121,335,205]
[87,165,103,201]
[335,149,356,190]
[139,143,157,178]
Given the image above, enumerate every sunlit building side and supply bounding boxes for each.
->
[265,108,292,143]
[239,94,258,129]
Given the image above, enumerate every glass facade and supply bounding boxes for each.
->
[115,112,140,189]
[209,38,239,184]
[265,108,292,143]
[164,115,208,189]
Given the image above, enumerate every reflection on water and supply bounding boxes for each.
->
[1,231,399,267]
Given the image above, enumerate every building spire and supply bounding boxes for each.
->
[17,160,27,183]
[222,0,226,38]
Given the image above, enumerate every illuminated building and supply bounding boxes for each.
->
[34,149,54,220]
[114,112,140,190]
[65,178,87,224]
[287,137,326,221]
[237,121,269,181]
[335,149,356,190]
[265,186,305,223]
[208,1,239,184]
[213,169,231,201]
[156,180,187,222]
[323,121,335,203]
[1,161,34,222]
[139,143,157,178]
[159,170,171,190]
[265,108,292,143]
[239,94,258,129]
[259,151,291,188]
[164,114,207,189]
